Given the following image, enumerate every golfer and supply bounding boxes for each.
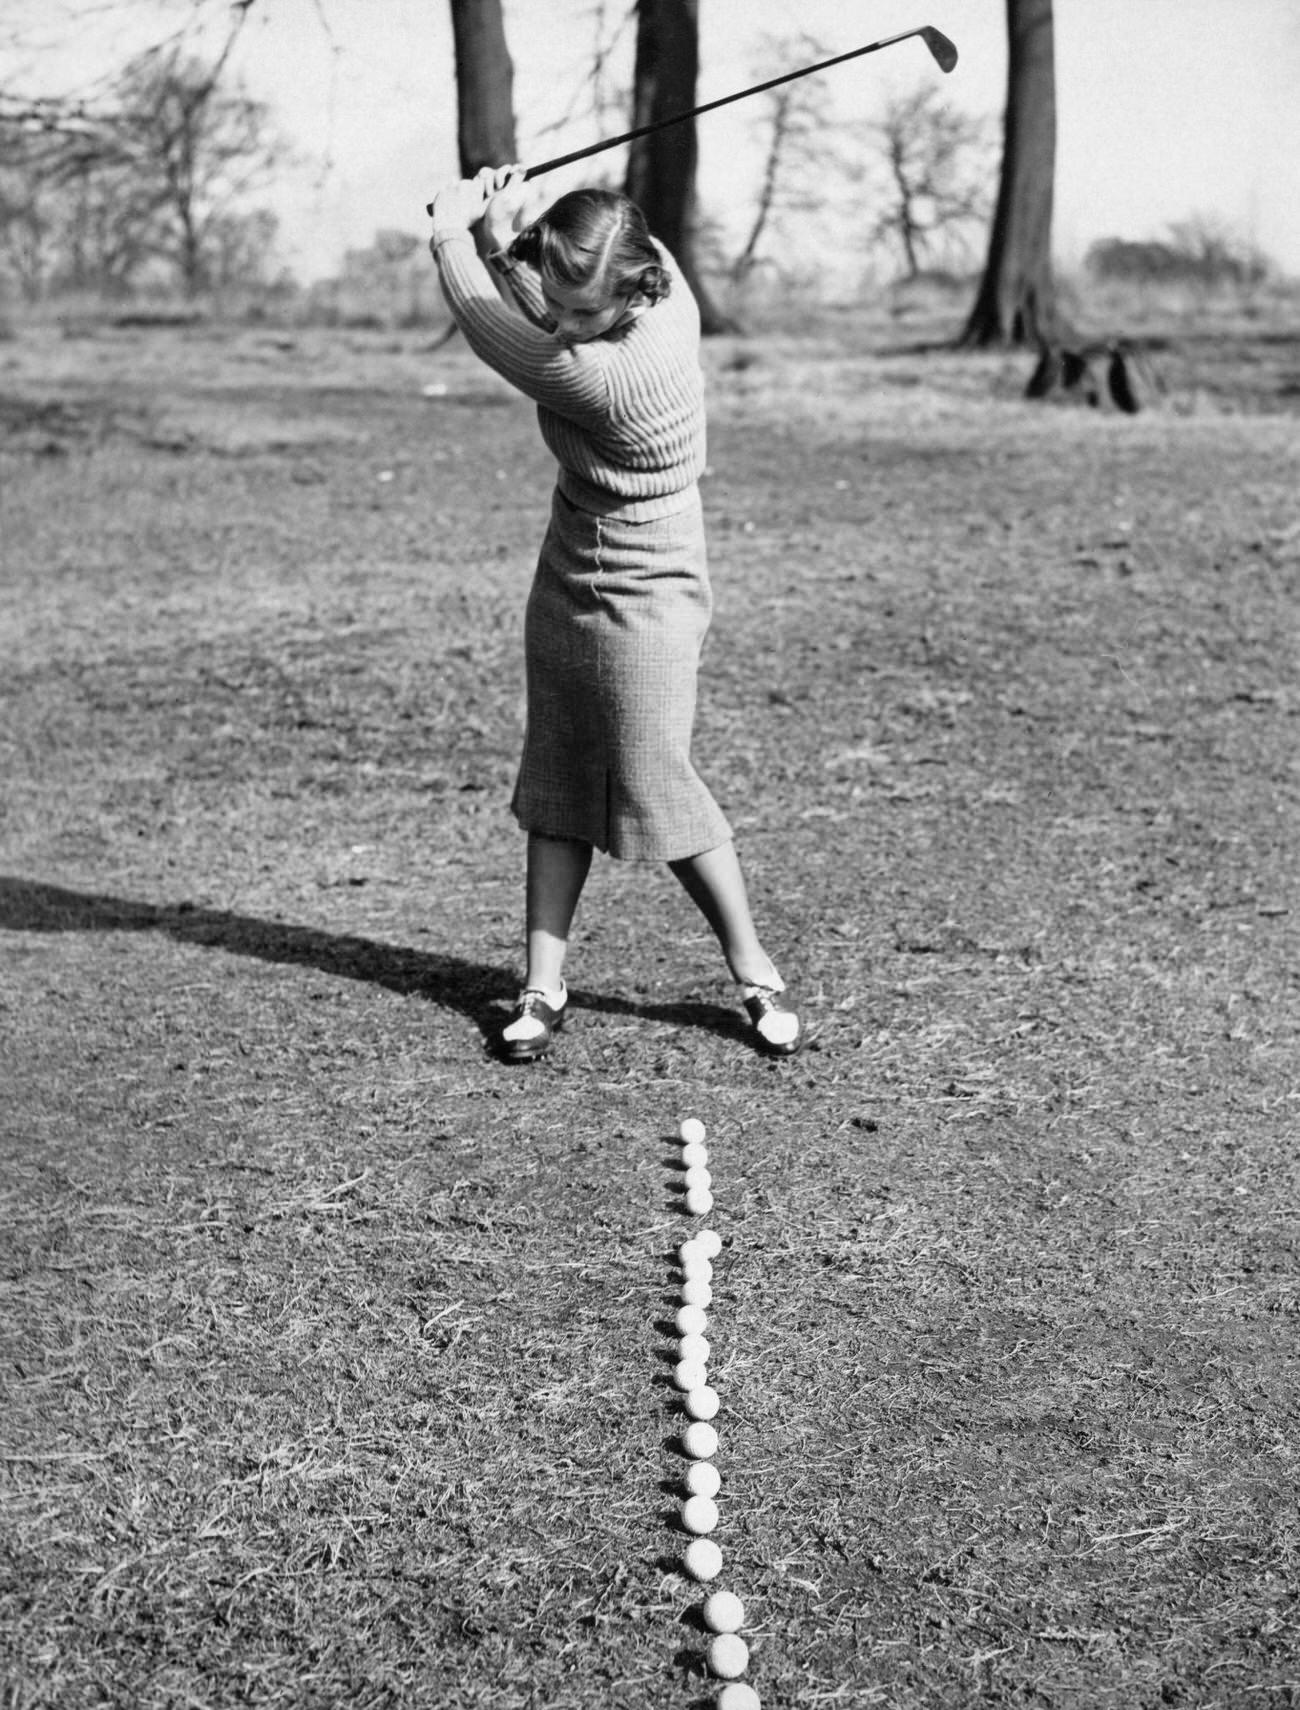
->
[428,165,799,1063]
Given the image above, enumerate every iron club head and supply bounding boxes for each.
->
[919,26,959,74]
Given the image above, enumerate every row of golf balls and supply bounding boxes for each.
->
[674,1117,760,1710]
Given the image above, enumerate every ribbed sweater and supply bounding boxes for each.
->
[431,227,706,521]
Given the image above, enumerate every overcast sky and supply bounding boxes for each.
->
[11,0,1300,283]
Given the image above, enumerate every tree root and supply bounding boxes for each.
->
[1025,342,1162,413]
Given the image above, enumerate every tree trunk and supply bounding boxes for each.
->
[624,0,735,334]
[959,0,1059,348]
[448,0,517,177]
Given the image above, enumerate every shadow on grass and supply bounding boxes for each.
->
[0,876,750,1048]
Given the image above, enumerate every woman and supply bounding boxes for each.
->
[429,167,800,1063]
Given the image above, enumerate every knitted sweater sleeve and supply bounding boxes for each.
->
[494,256,552,331]
[432,229,610,429]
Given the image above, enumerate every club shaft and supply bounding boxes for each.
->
[425,26,953,215]
[522,27,948,181]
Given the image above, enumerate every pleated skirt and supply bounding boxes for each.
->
[511,487,732,861]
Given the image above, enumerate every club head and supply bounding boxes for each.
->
[920,27,958,74]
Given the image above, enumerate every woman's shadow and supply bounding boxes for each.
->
[0,876,748,1046]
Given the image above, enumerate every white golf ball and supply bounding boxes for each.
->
[681,1276,712,1309]
[684,1458,721,1499]
[695,1228,723,1259]
[716,1686,760,1710]
[685,1185,714,1217]
[685,1384,720,1421]
[702,1588,745,1634]
[684,1165,713,1193]
[681,1140,708,1168]
[675,1303,707,1337]
[681,1419,719,1460]
[680,1252,713,1284]
[682,1536,723,1582]
[681,1493,719,1535]
[678,1331,710,1364]
[709,1632,750,1680]
[678,1235,705,1263]
[673,1358,708,1392]
[679,1117,707,1144]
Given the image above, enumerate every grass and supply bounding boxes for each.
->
[1,302,1298,1708]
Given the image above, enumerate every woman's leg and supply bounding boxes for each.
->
[525,832,593,993]
[667,840,781,988]
[498,833,592,1061]
[669,841,800,1053]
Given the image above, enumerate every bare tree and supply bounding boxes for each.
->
[624,0,733,333]
[206,206,281,291]
[1,92,108,295]
[49,153,164,294]
[729,36,832,284]
[1,25,284,300]
[535,0,638,162]
[960,0,1060,347]
[866,86,993,280]
[104,43,284,294]
[0,168,46,300]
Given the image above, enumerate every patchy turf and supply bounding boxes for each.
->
[1,309,1298,1709]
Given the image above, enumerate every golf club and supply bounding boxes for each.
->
[427,25,956,213]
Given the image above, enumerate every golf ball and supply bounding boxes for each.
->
[681,1419,719,1460]
[678,1331,710,1364]
[679,1117,707,1144]
[675,1303,707,1337]
[682,1493,719,1535]
[680,1252,713,1284]
[685,1384,720,1421]
[685,1185,714,1217]
[681,1276,712,1309]
[681,1140,708,1168]
[695,1228,723,1259]
[684,1458,721,1499]
[709,1632,750,1680]
[673,1358,708,1392]
[684,1165,713,1194]
[682,1536,723,1582]
[702,1588,745,1634]
[716,1676,760,1707]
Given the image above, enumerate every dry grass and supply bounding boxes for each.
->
[1,304,1298,1708]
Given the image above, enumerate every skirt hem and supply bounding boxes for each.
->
[511,806,732,865]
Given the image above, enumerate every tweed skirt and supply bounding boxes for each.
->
[511,487,733,861]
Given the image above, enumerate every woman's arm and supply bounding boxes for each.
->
[477,168,553,330]
[430,227,610,426]
[485,250,554,331]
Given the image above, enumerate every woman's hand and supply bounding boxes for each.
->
[481,165,529,253]
[428,174,490,232]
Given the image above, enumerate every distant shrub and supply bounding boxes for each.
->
[113,308,207,329]
[1087,220,1273,290]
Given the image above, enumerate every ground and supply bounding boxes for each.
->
[1,301,1297,1709]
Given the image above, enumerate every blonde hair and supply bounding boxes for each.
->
[509,189,670,304]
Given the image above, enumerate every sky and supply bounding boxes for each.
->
[9,0,1300,284]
